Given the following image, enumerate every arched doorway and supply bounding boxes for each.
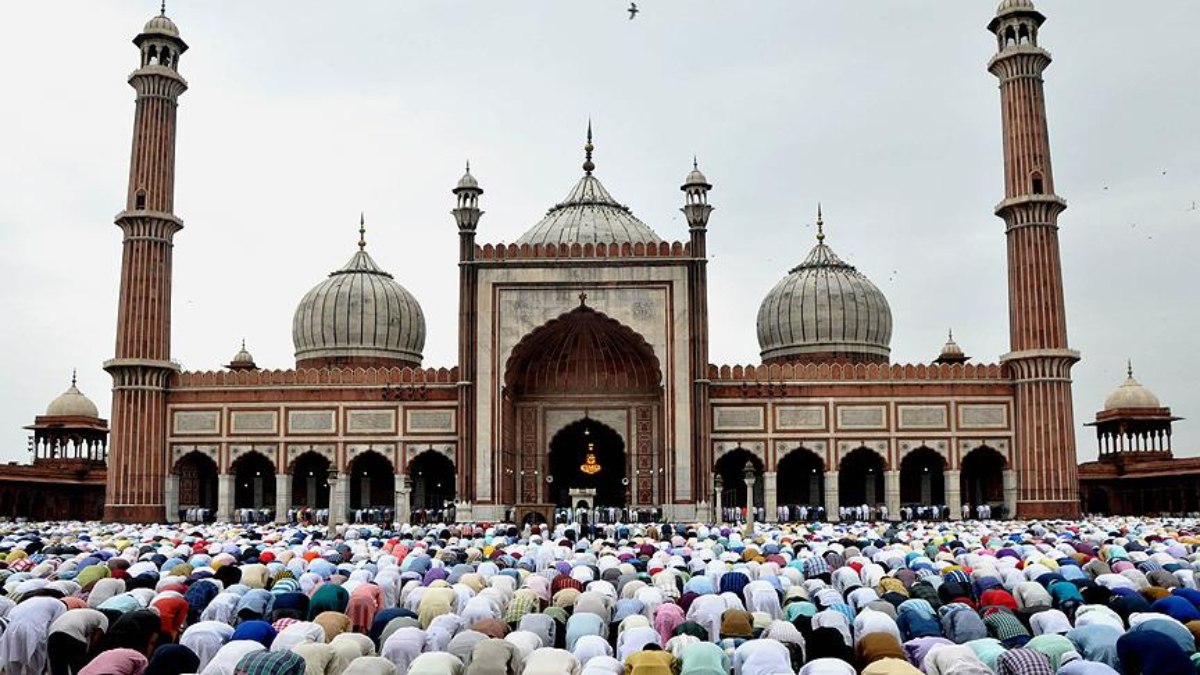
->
[232,452,275,510]
[960,446,1005,511]
[175,451,218,520]
[547,419,626,507]
[291,452,331,509]
[715,449,764,515]
[409,451,455,511]
[777,448,824,510]
[349,451,394,510]
[1086,486,1110,515]
[503,302,663,508]
[899,447,946,507]
[839,447,885,507]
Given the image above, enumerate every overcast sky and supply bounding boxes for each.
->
[1,1,1197,465]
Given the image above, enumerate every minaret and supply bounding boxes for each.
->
[453,163,483,503]
[681,159,713,513]
[988,0,1080,518]
[103,8,188,523]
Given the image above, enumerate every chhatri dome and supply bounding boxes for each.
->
[45,371,100,418]
[757,207,893,364]
[1103,362,1162,410]
[515,125,664,248]
[292,216,426,368]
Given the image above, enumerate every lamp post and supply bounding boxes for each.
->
[743,462,757,530]
[714,474,724,524]
[326,472,340,539]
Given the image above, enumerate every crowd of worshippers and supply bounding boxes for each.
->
[0,517,1199,674]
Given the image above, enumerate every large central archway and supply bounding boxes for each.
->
[839,447,885,507]
[503,301,663,507]
[548,419,626,506]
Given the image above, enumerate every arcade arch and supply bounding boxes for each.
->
[174,451,218,517]
[899,446,946,507]
[838,446,885,507]
[776,447,824,507]
[291,451,331,509]
[348,450,394,509]
[714,448,764,510]
[960,445,1006,510]
[232,451,275,510]
[409,450,455,511]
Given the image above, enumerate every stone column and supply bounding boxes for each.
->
[1002,469,1018,518]
[394,474,410,526]
[824,470,839,522]
[763,471,778,523]
[216,473,234,522]
[885,470,901,521]
[945,470,962,521]
[327,473,341,538]
[743,463,757,530]
[164,473,180,523]
[713,476,724,524]
[274,473,292,523]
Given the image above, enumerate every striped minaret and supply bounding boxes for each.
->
[104,10,188,522]
[987,0,1081,518]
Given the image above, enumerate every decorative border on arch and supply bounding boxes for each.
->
[713,441,765,465]
[835,440,889,468]
[405,443,455,464]
[230,444,279,471]
[286,443,335,471]
[897,439,951,466]
[170,444,219,468]
[346,443,398,471]
[958,438,1012,466]
[774,441,828,468]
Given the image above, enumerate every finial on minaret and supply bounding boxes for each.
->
[948,328,954,341]
[1127,359,1133,379]
[693,155,698,170]
[241,337,247,351]
[358,212,366,251]
[816,203,825,242]
[582,120,595,175]
[578,291,588,306]
[160,0,166,16]
[71,368,77,387]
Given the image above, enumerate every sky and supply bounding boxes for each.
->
[1,1,1197,464]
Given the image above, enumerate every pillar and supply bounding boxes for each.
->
[1002,469,1018,518]
[945,470,962,521]
[394,474,410,526]
[275,473,291,523]
[884,470,900,521]
[216,473,234,522]
[824,471,839,522]
[713,485,724,524]
[763,471,778,523]
[744,479,756,529]
[327,473,341,538]
[164,473,180,523]
[337,473,351,523]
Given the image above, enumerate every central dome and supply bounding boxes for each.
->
[515,128,663,247]
[757,212,892,364]
[292,228,425,369]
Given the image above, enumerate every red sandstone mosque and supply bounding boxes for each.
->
[8,1,1192,523]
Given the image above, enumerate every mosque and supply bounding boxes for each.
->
[9,1,1191,524]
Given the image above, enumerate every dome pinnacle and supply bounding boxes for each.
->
[358,212,366,251]
[816,204,825,243]
[582,120,595,175]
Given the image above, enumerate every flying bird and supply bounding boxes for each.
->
[628,2,639,19]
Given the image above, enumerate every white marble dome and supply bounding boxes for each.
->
[46,377,99,418]
[515,173,663,248]
[142,14,180,38]
[1104,368,1161,410]
[292,246,425,367]
[757,229,892,364]
[997,0,1036,11]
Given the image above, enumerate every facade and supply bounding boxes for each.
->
[16,1,1140,523]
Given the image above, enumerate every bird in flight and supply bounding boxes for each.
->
[628,2,639,19]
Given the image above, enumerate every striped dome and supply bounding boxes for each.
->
[292,246,425,368]
[756,232,892,364]
[515,175,663,248]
